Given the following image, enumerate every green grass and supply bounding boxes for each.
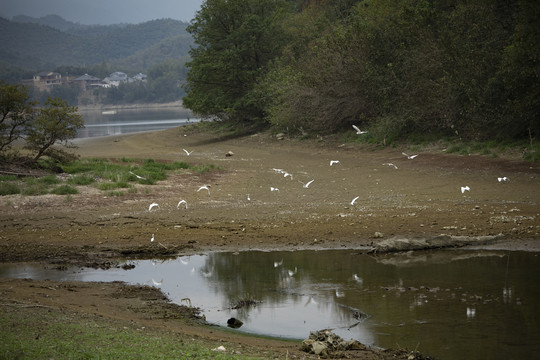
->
[0,305,260,360]
[67,174,95,186]
[0,182,20,195]
[0,157,220,197]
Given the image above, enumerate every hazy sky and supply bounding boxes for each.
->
[0,0,205,24]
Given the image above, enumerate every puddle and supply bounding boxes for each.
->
[1,249,539,359]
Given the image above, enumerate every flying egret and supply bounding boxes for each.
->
[183,149,193,156]
[382,163,398,169]
[330,160,340,166]
[197,185,210,195]
[129,171,146,180]
[304,296,318,306]
[177,200,188,209]
[152,278,163,286]
[288,267,298,276]
[270,187,279,192]
[461,186,470,194]
[300,179,315,188]
[352,125,368,134]
[283,172,294,180]
[402,152,418,159]
[498,177,509,182]
[350,196,360,205]
[148,202,160,211]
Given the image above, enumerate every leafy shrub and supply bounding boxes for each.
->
[0,182,20,195]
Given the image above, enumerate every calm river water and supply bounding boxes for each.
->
[77,108,198,138]
[1,249,539,359]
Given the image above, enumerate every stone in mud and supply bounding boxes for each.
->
[227,317,243,328]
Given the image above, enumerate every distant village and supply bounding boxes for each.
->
[23,71,147,92]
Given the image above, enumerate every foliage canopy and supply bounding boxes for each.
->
[183,0,539,143]
[0,82,84,162]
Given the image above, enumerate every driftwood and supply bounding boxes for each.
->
[368,234,504,254]
[0,170,43,177]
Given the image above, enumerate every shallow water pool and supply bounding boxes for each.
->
[1,249,539,359]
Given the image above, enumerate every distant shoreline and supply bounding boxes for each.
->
[77,101,189,112]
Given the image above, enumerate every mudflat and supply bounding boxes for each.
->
[1,126,539,358]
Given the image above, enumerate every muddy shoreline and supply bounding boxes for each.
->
[1,126,539,358]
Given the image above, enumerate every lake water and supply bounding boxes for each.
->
[77,108,199,138]
[1,249,539,359]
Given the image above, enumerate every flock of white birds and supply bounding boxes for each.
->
[146,124,509,243]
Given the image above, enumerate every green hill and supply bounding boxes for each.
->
[0,16,193,75]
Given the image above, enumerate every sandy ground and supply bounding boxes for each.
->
[1,126,539,358]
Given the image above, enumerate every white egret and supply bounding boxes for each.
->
[148,202,160,211]
[330,160,340,166]
[274,259,283,268]
[352,125,368,134]
[283,172,294,180]
[152,278,163,286]
[300,179,315,188]
[197,185,210,195]
[353,274,363,285]
[288,267,298,276]
[129,171,146,180]
[382,163,398,169]
[466,307,476,318]
[402,152,418,159]
[304,296,318,306]
[335,289,345,298]
[150,234,155,242]
[270,187,279,192]
[177,200,188,209]
[183,149,193,156]
[350,196,360,205]
[461,186,470,194]
[498,177,509,182]
[247,194,251,201]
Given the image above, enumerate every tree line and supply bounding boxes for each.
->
[183,0,539,142]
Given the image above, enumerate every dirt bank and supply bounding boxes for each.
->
[1,126,539,358]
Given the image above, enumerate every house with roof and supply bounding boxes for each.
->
[103,71,130,87]
[32,71,62,91]
[133,73,147,82]
[73,73,103,91]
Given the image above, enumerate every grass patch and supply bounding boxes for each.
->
[192,164,218,174]
[37,174,60,185]
[67,174,95,186]
[0,182,20,195]
[0,305,259,360]
[50,184,78,195]
[1,157,218,197]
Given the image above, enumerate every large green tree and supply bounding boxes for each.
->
[0,81,36,154]
[183,0,292,124]
[25,97,84,161]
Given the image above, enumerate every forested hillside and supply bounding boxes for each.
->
[0,17,192,74]
[184,0,539,143]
